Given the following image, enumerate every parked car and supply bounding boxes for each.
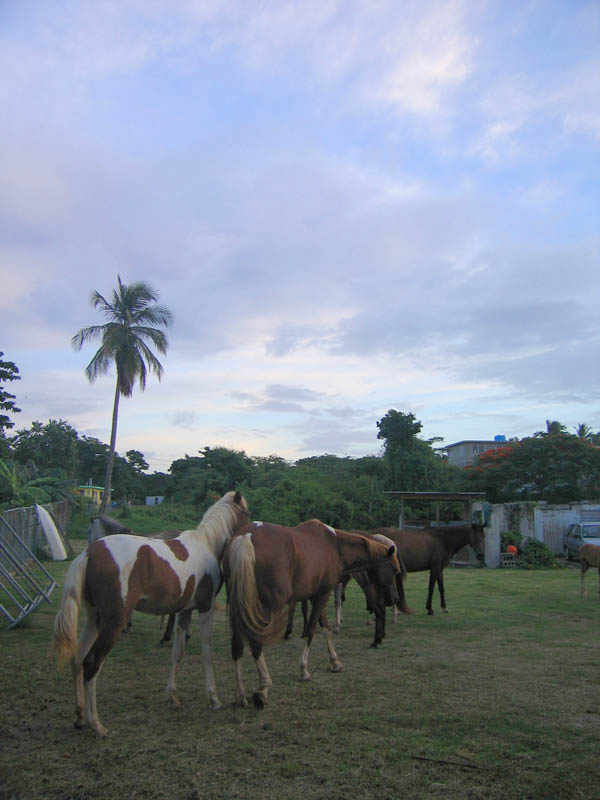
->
[563,523,600,560]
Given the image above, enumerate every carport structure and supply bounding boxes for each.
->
[384,491,486,528]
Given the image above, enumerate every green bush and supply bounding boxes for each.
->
[516,538,556,569]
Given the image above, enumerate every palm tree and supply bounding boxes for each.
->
[574,423,592,440]
[72,276,173,513]
[534,419,567,438]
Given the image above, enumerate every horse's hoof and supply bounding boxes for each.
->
[252,693,265,710]
[330,662,344,673]
[427,610,434,616]
[169,693,181,708]
[442,609,448,614]
[370,641,381,649]
[209,699,223,711]
[92,723,109,737]
[300,672,311,682]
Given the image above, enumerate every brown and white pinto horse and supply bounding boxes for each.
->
[52,490,249,735]
[86,514,182,642]
[223,519,401,709]
[371,523,486,616]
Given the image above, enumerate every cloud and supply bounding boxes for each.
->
[1,0,598,470]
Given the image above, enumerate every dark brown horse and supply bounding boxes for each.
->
[223,519,400,709]
[372,523,485,615]
[53,491,249,735]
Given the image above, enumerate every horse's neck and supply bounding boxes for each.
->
[337,531,377,571]
[438,526,471,556]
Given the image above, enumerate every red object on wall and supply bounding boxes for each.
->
[506,544,518,555]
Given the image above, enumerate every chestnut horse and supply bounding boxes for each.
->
[288,531,411,648]
[223,519,401,709]
[52,490,249,735]
[372,523,486,615]
[578,543,600,596]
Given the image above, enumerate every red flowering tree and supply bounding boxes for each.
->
[466,434,600,503]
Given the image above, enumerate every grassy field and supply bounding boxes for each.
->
[1,552,599,800]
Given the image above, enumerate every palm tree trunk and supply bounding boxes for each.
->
[99,381,120,514]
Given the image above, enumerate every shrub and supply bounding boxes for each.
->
[516,538,555,569]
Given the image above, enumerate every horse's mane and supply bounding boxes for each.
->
[363,536,400,570]
[193,491,248,555]
[95,515,132,535]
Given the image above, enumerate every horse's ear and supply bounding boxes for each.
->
[233,490,242,505]
[386,545,396,559]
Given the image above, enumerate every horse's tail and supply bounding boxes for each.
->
[52,551,88,670]
[225,535,287,647]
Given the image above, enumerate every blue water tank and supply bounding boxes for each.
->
[494,435,507,442]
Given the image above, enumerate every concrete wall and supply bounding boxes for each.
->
[483,502,600,565]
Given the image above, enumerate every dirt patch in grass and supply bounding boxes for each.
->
[1,556,598,800]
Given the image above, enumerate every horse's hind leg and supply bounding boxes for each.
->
[72,610,99,729]
[231,626,249,707]
[250,642,272,710]
[438,570,447,612]
[426,570,437,615]
[299,594,342,680]
[166,610,192,707]
[318,611,344,672]
[82,624,122,736]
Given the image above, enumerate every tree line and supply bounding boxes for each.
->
[1,399,599,526]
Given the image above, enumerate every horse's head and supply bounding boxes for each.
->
[469,523,486,561]
[367,542,401,607]
[87,515,132,545]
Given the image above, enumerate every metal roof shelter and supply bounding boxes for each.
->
[384,491,486,528]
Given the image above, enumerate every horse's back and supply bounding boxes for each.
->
[237,520,341,599]
[579,543,600,566]
[371,527,439,572]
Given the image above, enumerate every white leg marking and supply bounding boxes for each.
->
[322,626,344,673]
[299,640,311,681]
[166,615,189,707]
[235,658,248,707]
[197,611,221,710]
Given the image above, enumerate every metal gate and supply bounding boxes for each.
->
[0,514,57,627]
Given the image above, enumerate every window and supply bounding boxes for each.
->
[583,525,600,538]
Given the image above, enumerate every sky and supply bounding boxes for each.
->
[1,0,599,474]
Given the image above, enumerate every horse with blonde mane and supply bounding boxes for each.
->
[52,490,249,735]
[223,519,401,709]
